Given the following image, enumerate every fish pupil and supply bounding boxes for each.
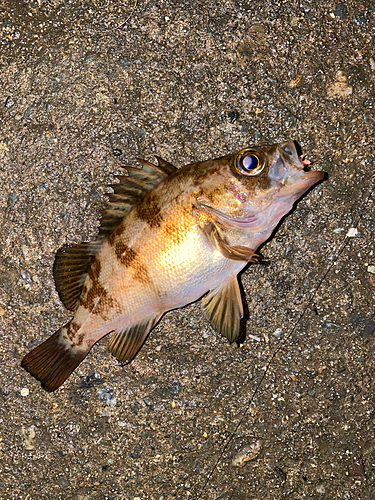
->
[242,154,259,171]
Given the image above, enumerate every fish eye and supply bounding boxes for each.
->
[234,149,265,176]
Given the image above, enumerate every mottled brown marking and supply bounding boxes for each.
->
[79,257,106,312]
[108,230,116,246]
[136,194,162,228]
[66,321,80,341]
[115,241,137,267]
[108,223,126,246]
[78,252,124,320]
[132,261,152,285]
[88,257,101,282]
[162,220,185,246]
[205,184,227,204]
[83,280,105,311]
[97,294,123,321]
[76,332,86,346]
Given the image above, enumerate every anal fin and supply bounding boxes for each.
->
[108,315,161,362]
[201,276,244,343]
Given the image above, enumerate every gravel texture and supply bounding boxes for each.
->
[0,1,374,499]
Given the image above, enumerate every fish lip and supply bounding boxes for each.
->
[283,169,324,185]
[279,169,325,198]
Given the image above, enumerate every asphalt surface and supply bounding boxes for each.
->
[0,1,374,499]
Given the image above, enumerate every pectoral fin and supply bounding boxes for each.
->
[202,276,244,343]
[202,222,260,262]
[108,315,161,362]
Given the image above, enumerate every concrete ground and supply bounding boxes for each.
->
[0,0,374,499]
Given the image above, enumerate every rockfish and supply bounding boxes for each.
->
[21,140,324,391]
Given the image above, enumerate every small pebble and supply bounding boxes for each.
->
[327,71,352,98]
[346,227,358,237]
[5,96,14,108]
[58,475,69,487]
[21,426,36,450]
[6,191,18,213]
[112,148,122,156]
[228,110,240,123]
[316,484,325,494]
[367,265,375,274]
[349,459,365,477]
[273,466,287,482]
[20,388,29,396]
[248,334,261,342]
[231,441,261,467]
[334,4,347,19]
[273,328,283,338]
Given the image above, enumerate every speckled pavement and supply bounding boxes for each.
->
[0,1,374,499]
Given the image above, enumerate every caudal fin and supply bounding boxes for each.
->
[21,329,88,392]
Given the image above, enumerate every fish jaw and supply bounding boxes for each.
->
[276,168,324,202]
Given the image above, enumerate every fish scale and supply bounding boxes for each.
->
[21,140,324,391]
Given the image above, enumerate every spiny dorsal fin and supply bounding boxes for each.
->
[201,275,244,343]
[53,157,177,312]
[53,240,102,312]
[108,314,161,362]
[98,156,177,239]
[154,155,178,174]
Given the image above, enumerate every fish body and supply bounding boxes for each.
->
[22,140,324,391]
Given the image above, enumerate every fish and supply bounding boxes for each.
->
[21,140,324,391]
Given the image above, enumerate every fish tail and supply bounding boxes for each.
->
[21,328,88,392]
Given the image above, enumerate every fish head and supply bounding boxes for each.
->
[198,140,325,234]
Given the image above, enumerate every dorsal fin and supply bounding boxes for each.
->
[53,241,102,312]
[53,156,177,311]
[98,156,177,239]
[154,155,178,174]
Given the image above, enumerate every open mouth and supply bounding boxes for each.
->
[276,140,324,187]
[299,154,311,171]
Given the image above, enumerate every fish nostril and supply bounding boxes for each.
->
[283,146,293,156]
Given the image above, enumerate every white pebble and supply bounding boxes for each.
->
[346,227,358,237]
[20,388,29,396]
[273,328,283,338]
[248,334,261,342]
